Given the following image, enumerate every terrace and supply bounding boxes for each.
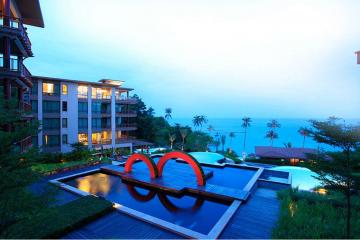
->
[50,151,291,239]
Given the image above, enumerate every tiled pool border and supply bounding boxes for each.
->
[50,168,242,239]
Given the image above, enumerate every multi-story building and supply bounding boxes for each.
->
[0,0,44,151]
[356,51,360,64]
[30,76,140,153]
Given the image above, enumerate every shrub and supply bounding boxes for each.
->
[2,195,114,239]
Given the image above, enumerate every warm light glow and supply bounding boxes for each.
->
[62,84,68,95]
[316,188,327,195]
[76,174,111,195]
[44,135,48,145]
[78,133,88,145]
[288,202,297,217]
[42,83,54,94]
[77,85,88,98]
[92,87,111,99]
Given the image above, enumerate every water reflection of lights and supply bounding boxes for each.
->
[76,173,111,195]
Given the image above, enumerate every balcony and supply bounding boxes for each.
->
[0,15,32,56]
[116,110,137,117]
[115,96,138,104]
[92,139,112,145]
[116,136,136,144]
[0,60,32,87]
[116,123,137,131]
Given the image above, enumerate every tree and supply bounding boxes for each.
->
[229,132,236,153]
[265,130,278,146]
[221,135,226,152]
[241,117,251,153]
[207,125,214,135]
[169,134,176,149]
[214,139,220,152]
[267,119,281,129]
[283,142,292,148]
[164,108,172,121]
[179,128,188,151]
[192,115,208,131]
[0,99,53,236]
[306,118,360,238]
[298,127,310,148]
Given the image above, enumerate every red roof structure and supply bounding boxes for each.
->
[255,146,318,160]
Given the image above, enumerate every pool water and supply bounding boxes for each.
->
[270,166,322,191]
[189,152,225,164]
[63,172,231,234]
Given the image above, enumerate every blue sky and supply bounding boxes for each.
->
[26,0,360,119]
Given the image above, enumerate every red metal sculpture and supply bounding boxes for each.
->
[157,151,206,186]
[124,153,158,179]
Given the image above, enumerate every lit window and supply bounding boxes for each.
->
[44,135,48,145]
[78,133,88,145]
[78,86,88,98]
[62,84,68,95]
[43,83,54,95]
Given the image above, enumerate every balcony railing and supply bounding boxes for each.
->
[115,96,138,104]
[116,110,137,115]
[92,94,111,100]
[0,15,32,52]
[92,139,112,145]
[116,123,137,128]
[0,59,32,81]
[116,136,136,144]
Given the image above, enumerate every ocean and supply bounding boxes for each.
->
[171,118,360,154]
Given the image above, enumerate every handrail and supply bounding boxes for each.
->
[117,123,137,128]
[116,110,137,114]
[0,15,32,49]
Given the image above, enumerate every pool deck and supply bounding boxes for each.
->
[44,163,287,239]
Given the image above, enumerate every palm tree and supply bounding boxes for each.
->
[165,108,172,121]
[265,130,278,146]
[179,128,188,151]
[192,115,208,131]
[241,117,251,153]
[221,135,226,152]
[214,139,220,152]
[298,127,310,148]
[229,132,236,153]
[267,119,281,129]
[169,134,176,149]
[283,142,292,148]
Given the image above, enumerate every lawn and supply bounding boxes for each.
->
[273,189,360,239]
[2,195,114,239]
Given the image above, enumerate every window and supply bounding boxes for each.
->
[10,55,18,71]
[62,118,67,128]
[78,86,88,98]
[62,84,68,95]
[62,101,67,112]
[43,101,60,113]
[78,102,88,113]
[43,118,60,130]
[0,53,3,68]
[31,100,38,113]
[92,102,101,114]
[78,133,88,145]
[78,118,88,130]
[92,87,111,99]
[62,134,68,144]
[43,135,60,146]
[92,118,101,129]
[43,83,54,95]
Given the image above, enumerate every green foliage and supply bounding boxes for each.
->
[184,131,212,152]
[273,189,360,239]
[2,196,114,239]
[0,99,53,234]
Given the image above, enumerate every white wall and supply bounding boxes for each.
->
[61,82,78,152]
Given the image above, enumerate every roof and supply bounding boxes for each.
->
[32,76,134,91]
[15,0,44,27]
[255,146,318,160]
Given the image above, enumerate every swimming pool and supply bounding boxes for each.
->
[189,152,226,164]
[62,172,232,235]
[270,166,322,191]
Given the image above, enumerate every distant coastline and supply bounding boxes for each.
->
[171,118,360,154]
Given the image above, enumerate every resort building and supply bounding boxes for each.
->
[0,0,44,151]
[255,146,318,165]
[30,76,144,153]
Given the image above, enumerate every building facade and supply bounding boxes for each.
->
[357,51,360,64]
[0,0,44,151]
[30,76,139,153]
